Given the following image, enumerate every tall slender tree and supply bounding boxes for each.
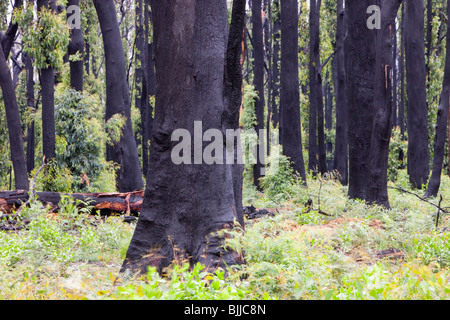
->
[93,0,144,192]
[279,0,306,181]
[309,0,327,175]
[405,0,429,189]
[367,0,403,208]
[67,0,84,92]
[425,0,450,198]
[37,0,56,162]
[252,0,266,189]
[0,0,28,190]
[333,0,348,185]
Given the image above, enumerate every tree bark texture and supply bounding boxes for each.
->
[122,0,245,275]
[405,0,429,189]
[280,0,306,181]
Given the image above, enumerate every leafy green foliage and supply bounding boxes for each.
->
[14,6,70,70]
[54,87,106,192]
[388,127,407,181]
[259,145,295,201]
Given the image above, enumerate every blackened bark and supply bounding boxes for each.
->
[334,0,348,185]
[271,0,281,127]
[93,0,144,192]
[311,0,327,175]
[67,0,84,91]
[325,74,333,170]
[122,0,243,274]
[1,0,22,60]
[37,0,56,162]
[252,0,265,189]
[346,0,378,200]
[308,0,318,174]
[367,0,403,208]
[223,0,246,228]
[425,0,450,198]
[280,0,306,181]
[399,3,406,137]
[0,42,28,190]
[135,0,146,175]
[405,0,429,189]
[24,52,35,174]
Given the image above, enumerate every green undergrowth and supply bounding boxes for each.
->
[1,170,450,299]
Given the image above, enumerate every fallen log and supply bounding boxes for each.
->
[0,190,144,216]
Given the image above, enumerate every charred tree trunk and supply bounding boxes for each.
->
[425,0,450,198]
[121,0,245,275]
[252,0,266,189]
[0,0,27,190]
[334,0,348,185]
[367,0,403,208]
[36,0,56,162]
[271,0,281,128]
[0,42,28,190]
[310,0,327,175]
[24,52,35,175]
[0,190,145,215]
[279,0,306,181]
[346,0,378,200]
[405,0,429,189]
[93,0,144,192]
[308,0,318,174]
[67,0,84,92]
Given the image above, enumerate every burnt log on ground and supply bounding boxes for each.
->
[0,190,144,216]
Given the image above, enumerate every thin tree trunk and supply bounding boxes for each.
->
[425,0,450,198]
[346,0,378,200]
[24,52,35,175]
[334,0,348,185]
[280,0,306,181]
[37,0,56,162]
[271,0,280,127]
[308,0,318,174]
[252,0,266,189]
[405,0,429,189]
[93,0,144,192]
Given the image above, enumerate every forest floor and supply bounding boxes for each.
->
[0,169,449,299]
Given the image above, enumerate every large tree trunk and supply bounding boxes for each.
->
[346,0,378,200]
[0,42,28,190]
[252,0,266,189]
[405,0,429,189]
[121,0,245,275]
[279,0,306,181]
[367,0,403,208]
[333,0,348,185]
[93,0,144,192]
[425,0,450,198]
[67,0,84,92]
